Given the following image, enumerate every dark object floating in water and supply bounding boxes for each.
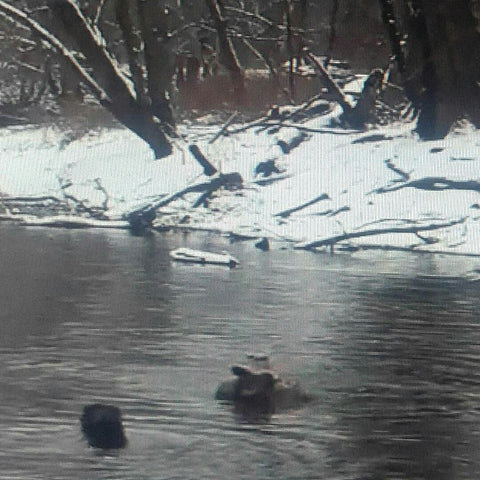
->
[255,237,270,251]
[80,404,127,449]
[170,248,239,268]
[215,360,309,415]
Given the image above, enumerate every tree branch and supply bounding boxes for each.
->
[303,48,353,114]
[373,177,480,194]
[274,193,330,218]
[0,0,107,101]
[295,217,466,250]
[205,0,245,102]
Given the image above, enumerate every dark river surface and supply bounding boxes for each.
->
[1,225,480,480]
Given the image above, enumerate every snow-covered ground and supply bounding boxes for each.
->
[1,104,480,257]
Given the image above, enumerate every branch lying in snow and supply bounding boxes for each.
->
[336,242,480,257]
[0,213,129,229]
[93,178,109,211]
[123,171,244,234]
[191,173,243,208]
[294,217,467,250]
[225,97,354,137]
[229,120,359,136]
[274,193,330,218]
[0,195,62,204]
[128,173,243,215]
[188,145,217,176]
[373,177,480,194]
[209,112,238,144]
[57,177,108,219]
[312,205,350,217]
[252,174,291,186]
[384,159,410,181]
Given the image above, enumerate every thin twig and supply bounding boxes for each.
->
[93,178,109,211]
[209,111,238,144]
[223,6,275,27]
[93,0,105,27]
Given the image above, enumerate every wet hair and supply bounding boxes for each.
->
[80,404,127,449]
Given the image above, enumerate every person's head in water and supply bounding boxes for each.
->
[80,404,127,449]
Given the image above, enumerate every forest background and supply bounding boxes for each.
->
[1,0,479,158]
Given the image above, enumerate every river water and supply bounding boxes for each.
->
[1,225,480,479]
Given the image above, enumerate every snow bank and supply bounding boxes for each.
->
[1,110,480,256]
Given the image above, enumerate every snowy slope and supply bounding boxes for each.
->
[1,108,480,255]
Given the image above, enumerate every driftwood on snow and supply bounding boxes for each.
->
[125,144,220,232]
[124,171,243,231]
[209,112,238,144]
[0,213,129,229]
[0,143,231,233]
[384,159,410,182]
[295,217,466,251]
[373,177,480,195]
[0,184,109,221]
[274,193,330,218]
[0,195,62,204]
[189,144,218,176]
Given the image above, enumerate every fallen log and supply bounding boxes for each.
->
[189,144,217,176]
[336,243,480,257]
[0,213,129,229]
[209,112,238,144]
[294,217,466,250]
[0,195,63,204]
[303,48,354,115]
[192,172,243,208]
[123,143,225,232]
[373,177,480,194]
[274,193,330,218]
[124,172,244,232]
[384,159,410,181]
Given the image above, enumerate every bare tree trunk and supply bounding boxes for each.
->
[136,0,176,133]
[378,0,405,73]
[408,1,440,138]
[115,0,146,102]
[421,0,480,134]
[50,0,173,157]
[381,0,480,139]
[0,0,173,158]
[205,0,245,103]
[325,0,339,68]
[284,0,295,101]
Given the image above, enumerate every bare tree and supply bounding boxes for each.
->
[205,0,245,102]
[0,0,174,158]
[379,0,480,139]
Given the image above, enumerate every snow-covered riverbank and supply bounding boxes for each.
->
[1,105,480,256]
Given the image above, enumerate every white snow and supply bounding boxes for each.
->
[170,247,239,267]
[1,108,480,256]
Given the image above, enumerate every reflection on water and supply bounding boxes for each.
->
[0,225,480,479]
